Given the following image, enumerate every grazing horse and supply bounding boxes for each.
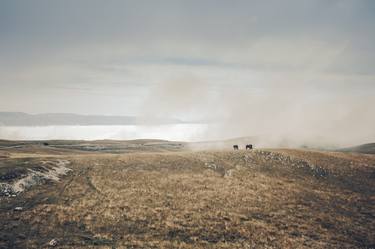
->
[233,145,239,150]
[246,144,253,150]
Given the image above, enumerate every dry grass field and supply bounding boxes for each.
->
[0,140,374,248]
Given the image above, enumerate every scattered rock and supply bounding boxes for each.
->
[247,150,330,178]
[0,160,72,195]
[224,169,233,178]
[48,239,58,247]
[14,206,23,211]
[0,183,15,196]
[235,165,243,170]
[205,162,217,170]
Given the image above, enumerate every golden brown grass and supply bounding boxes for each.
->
[0,145,374,248]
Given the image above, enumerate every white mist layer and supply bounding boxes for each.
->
[0,124,211,142]
[0,124,374,148]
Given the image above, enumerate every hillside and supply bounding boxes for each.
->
[337,143,375,154]
[0,141,374,248]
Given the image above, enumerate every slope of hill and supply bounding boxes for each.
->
[337,143,375,154]
[0,141,374,248]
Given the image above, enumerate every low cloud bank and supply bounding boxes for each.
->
[0,124,208,142]
[136,74,375,149]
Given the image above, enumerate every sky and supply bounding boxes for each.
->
[0,0,375,145]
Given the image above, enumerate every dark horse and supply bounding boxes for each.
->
[233,145,239,150]
[246,144,253,150]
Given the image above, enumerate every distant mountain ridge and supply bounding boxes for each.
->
[0,112,184,126]
[337,143,375,154]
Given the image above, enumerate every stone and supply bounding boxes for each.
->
[48,239,58,247]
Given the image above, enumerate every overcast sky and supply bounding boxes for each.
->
[1,0,374,145]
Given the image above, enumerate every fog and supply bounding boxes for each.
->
[0,125,208,142]
[136,71,375,148]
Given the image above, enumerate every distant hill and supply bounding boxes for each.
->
[189,136,260,150]
[337,143,375,154]
[0,112,184,126]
